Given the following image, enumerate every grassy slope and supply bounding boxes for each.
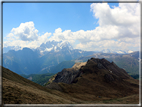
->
[57,72,139,101]
[2,66,140,104]
[40,60,75,74]
[21,73,54,86]
[2,67,82,104]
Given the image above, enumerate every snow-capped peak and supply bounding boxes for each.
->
[44,47,53,52]
[100,49,128,54]
[37,40,73,54]
[101,49,111,53]
[56,41,73,50]
[116,50,125,54]
[127,50,133,53]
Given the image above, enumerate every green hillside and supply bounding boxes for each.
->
[21,60,75,86]
[40,60,75,74]
[21,73,54,86]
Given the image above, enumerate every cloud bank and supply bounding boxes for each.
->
[4,21,51,49]
[4,3,140,52]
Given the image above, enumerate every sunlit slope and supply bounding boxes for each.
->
[2,67,82,104]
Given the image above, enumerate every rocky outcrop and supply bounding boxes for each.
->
[45,62,87,85]
[53,68,79,84]
[47,58,131,87]
[84,58,130,79]
[45,58,138,101]
[48,62,86,84]
[72,62,87,70]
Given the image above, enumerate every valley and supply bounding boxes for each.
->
[3,41,95,75]
[19,50,140,86]
[2,41,140,105]
[2,41,140,86]
[3,41,140,76]
[2,57,140,104]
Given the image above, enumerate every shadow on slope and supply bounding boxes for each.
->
[2,67,82,104]
[46,58,139,103]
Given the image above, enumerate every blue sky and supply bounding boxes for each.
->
[3,3,119,35]
[2,2,140,53]
[3,3,101,36]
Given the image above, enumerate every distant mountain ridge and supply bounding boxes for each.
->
[3,40,140,75]
[100,49,134,54]
[3,40,135,55]
[75,51,140,75]
[3,41,95,75]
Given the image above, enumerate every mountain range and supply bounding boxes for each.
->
[2,58,139,104]
[2,40,140,76]
[75,51,140,75]
[20,50,140,86]
[3,41,95,75]
[3,40,134,54]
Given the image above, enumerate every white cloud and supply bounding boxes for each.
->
[11,21,39,41]
[38,32,51,44]
[4,3,140,52]
[4,21,51,49]
[6,33,18,41]
[75,39,139,52]
[48,3,140,51]
[90,3,140,38]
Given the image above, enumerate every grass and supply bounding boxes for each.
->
[101,94,139,104]
[2,66,140,104]
[3,77,77,104]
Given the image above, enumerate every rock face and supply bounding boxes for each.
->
[53,62,86,84]
[47,58,130,86]
[53,68,79,84]
[86,58,130,79]
[72,62,87,70]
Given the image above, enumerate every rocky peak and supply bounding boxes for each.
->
[52,62,86,84]
[72,62,87,70]
[47,57,130,87]
[85,58,130,79]
[45,58,138,101]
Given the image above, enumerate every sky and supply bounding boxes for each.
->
[2,1,141,52]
